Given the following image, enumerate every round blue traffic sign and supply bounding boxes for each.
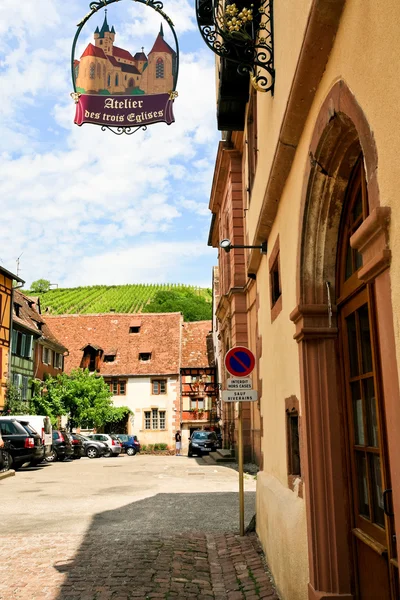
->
[224,347,255,377]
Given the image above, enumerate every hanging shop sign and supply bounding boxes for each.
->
[71,0,179,135]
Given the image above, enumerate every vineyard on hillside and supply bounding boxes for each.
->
[27,284,212,320]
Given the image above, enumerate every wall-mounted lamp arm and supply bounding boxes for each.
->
[219,239,267,254]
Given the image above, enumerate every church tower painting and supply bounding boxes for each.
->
[75,13,175,96]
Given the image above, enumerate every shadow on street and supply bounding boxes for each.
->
[54,491,257,600]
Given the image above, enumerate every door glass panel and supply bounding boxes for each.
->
[346,313,359,377]
[355,250,363,270]
[370,454,385,528]
[351,381,365,445]
[358,304,373,374]
[352,190,363,222]
[345,244,353,280]
[363,378,379,448]
[356,451,370,518]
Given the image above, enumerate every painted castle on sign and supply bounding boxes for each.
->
[74,12,176,96]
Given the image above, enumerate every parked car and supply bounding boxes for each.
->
[71,434,108,459]
[6,415,52,459]
[117,434,141,456]
[188,430,218,457]
[46,430,74,462]
[86,433,121,456]
[0,417,43,470]
[70,434,84,459]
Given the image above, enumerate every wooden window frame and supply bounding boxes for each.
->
[285,395,303,497]
[143,408,166,430]
[269,235,282,322]
[152,379,167,395]
[105,378,127,396]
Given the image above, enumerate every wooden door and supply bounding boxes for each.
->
[337,159,397,599]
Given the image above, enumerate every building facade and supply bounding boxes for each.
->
[46,313,196,447]
[0,267,23,409]
[180,320,218,451]
[10,291,66,403]
[207,1,400,598]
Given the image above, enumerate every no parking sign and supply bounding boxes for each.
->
[224,347,255,378]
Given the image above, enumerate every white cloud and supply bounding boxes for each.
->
[63,241,216,287]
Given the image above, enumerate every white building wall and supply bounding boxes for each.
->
[112,375,179,447]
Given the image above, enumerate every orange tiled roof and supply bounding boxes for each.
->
[46,312,183,376]
[181,321,212,367]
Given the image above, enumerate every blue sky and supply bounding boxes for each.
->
[0,0,219,288]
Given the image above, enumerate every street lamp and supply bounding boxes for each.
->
[219,239,268,254]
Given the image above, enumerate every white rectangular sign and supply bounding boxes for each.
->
[222,390,258,403]
[227,378,252,390]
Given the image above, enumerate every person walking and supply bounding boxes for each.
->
[175,430,182,456]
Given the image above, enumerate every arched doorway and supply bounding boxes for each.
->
[337,158,396,598]
[291,81,400,599]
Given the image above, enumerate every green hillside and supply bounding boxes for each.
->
[26,284,212,321]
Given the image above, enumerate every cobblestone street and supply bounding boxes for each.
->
[0,456,278,600]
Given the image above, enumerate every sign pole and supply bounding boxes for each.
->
[238,402,245,536]
[224,347,256,537]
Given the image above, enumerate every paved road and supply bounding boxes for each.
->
[0,455,278,600]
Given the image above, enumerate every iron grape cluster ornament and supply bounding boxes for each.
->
[71,0,179,134]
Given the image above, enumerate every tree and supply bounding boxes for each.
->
[3,382,30,415]
[30,279,51,293]
[142,289,212,321]
[32,369,131,430]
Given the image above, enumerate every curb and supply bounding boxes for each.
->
[0,469,15,481]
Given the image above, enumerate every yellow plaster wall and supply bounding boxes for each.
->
[246,0,312,241]
[247,1,400,597]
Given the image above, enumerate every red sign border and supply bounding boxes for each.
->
[224,346,255,377]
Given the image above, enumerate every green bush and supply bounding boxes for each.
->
[153,443,160,451]
[159,443,168,451]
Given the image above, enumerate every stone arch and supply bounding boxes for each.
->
[298,80,379,307]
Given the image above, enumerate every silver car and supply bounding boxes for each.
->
[86,434,121,456]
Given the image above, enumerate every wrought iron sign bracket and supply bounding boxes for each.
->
[195,0,274,93]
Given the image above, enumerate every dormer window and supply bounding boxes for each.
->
[36,321,43,331]
[80,344,103,372]
[130,326,140,334]
[104,354,115,363]
[14,303,21,317]
[139,352,151,362]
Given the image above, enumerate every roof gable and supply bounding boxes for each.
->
[149,33,175,56]
[81,43,107,60]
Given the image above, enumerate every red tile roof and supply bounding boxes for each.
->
[149,33,175,56]
[46,313,183,376]
[181,321,212,367]
[121,64,141,75]
[81,43,107,60]
[134,52,147,61]
[113,46,135,62]
[107,55,120,67]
